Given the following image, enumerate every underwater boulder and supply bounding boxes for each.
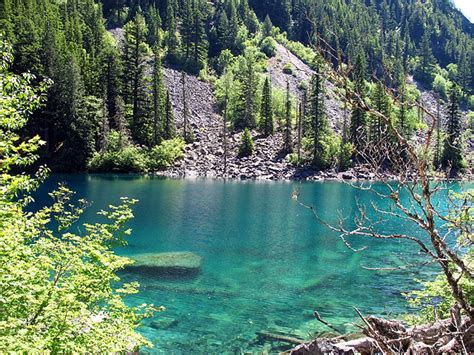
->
[127,251,202,278]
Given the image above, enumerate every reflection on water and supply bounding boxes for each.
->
[34,175,444,353]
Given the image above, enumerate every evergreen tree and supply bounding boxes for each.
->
[308,68,327,167]
[166,0,180,63]
[163,90,176,139]
[238,128,254,157]
[101,40,123,123]
[234,53,257,129]
[441,86,464,174]
[350,51,367,153]
[216,10,232,51]
[146,4,162,46]
[458,52,472,96]
[284,81,292,152]
[397,76,408,139]
[263,15,273,38]
[152,42,166,146]
[190,0,208,72]
[181,72,192,143]
[370,81,391,145]
[228,1,239,52]
[181,0,193,60]
[122,13,150,144]
[259,77,274,136]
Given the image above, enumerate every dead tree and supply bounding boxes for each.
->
[291,30,473,354]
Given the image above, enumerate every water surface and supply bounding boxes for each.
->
[35,175,444,353]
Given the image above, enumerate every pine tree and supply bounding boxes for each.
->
[350,51,367,154]
[238,128,254,157]
[146,4,162,46]
[190,0,208,72]
[263,15,273,38]
[441,86,464,174]
[101,41,122,123]
[163,90,176,140]
[234,53,257,129]
[308,68,327,167]
[181,72,193,143]
[397,75,408,139]
[370,81,390,145]
[458,53,472,96]
[166,0,180,63]
[284,81,292,152]
[122,12,150,144]
[216,10,231,50]
[181,0,193,61]
[152,42,165,146]
[259,77,274,136]
[228,1,239,52]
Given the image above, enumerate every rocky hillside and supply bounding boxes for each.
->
[163,43,354,180]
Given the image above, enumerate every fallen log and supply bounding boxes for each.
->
[256,330,305,345]
[289,308,473,355]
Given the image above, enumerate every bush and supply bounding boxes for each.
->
[468,95,474,111]
[238,128,254,157]
[282,62,293,74]
[148,137,185,170]
[88,131,148,173]
[432,74,448,100]
[339,142,353,170]
[260,36,277,57]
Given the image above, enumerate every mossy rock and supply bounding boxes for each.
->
[127,252,202,278]
[149,317,179,330]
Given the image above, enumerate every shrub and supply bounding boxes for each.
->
[148,137,185,170]
[238,128,254,157]
[339,142,353,170]
[88,131,148,173]
[432,74,448,100]
[282,62,293,74]
[260,36,277,57]
[468,95,474,111]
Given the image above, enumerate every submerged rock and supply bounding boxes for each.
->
[127,252,202,278]
[149,317,179,330]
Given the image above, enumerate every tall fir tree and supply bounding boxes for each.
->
[152,40,166,146]
[441,86,464,174]
[122,12,151,145]
[259,77,274,136]
[163,90,176,140]
[166,0,180,63]
[284,81,292,152]
[234,53,257,129]
[308,68,327,167]
[370,81,391,145]
[350,51,367,154]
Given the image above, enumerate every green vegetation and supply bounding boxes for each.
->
[405,191,473,325]
[282,62,293,74]
[259,77,274,136]
[88,133,185,173]
[1,0,471,174]
[238,128,254,157]
[149,137,185,170]
[0,39,156,352]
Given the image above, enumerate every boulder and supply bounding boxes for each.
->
[127,252,202,278]
[149,317,179,330]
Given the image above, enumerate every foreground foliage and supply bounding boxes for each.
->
[0,39,156,352]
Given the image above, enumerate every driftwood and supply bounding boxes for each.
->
[257,330,305,345]
[290,307,473,354]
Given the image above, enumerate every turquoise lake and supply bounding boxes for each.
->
[34,175,448,353]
